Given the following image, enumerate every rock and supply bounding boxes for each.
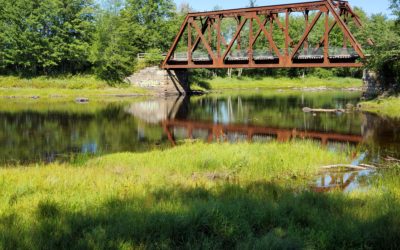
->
[75,97,89,103]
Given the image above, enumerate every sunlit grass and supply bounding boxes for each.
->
[1,141,399,248]
[0,75,110,89]
[192,76,362,91]
[0,75,149,100]
[359,97,400,118]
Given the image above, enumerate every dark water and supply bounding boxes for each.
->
[1,91,400,166]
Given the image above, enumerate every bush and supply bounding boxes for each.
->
[144,49,164,66]
[313,68,334,79]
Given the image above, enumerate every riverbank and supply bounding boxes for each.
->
[0,75,149,100]
[193,76,362,91]
[1,141,399,249]
[358,97,400,118]
[0,75,363,101]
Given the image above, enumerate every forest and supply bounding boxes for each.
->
[0,0,399,87]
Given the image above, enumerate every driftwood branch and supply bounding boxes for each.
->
[385,156,400,163]
[320,164,377,171]
[303,107,346,113]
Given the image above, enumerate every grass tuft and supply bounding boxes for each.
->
[359,96,400,118]
[192,76,362,91]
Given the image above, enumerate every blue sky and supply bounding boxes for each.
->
[174,0,393,16]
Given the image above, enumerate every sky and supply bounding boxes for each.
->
[173,0,393,16]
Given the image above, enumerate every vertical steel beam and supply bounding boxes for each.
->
[304,10,309,54]
[217,15,221,59]
[188,18,192,65]
[285,10,290,58]
[324,10,329,64]
[249,17,254,65]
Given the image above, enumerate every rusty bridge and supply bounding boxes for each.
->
[162,0,367,69]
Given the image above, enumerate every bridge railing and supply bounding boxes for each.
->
[170,47,359,62]
[137,53,167,60]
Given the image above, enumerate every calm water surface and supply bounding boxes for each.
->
[1,91,400,167]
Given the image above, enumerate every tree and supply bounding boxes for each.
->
[90,0,135,82]
[121,0,179,52]
[0,0,95,75]
[361,13,400,92]
[248,0,256,8]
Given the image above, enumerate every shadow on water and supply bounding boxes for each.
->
[1,91,400,164]
[1,181,399,249]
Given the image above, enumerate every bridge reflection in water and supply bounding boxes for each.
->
[162,119,363,146]
[312,169,374,193]
[126,95,365,147]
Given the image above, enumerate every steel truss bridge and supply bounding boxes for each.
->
[162,0,368,69]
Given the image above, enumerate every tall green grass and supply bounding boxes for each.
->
[0,75,149,99]
[359,97,400,118]
[192,76,362,91]
[1,142,399,249]
[0,75,110,89]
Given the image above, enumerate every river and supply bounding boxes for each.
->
[1,90,399,167]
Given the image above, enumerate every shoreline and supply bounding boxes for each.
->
[0,86,363,101]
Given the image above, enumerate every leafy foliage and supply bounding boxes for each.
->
[0,0,95,75]
[359,2,400,92]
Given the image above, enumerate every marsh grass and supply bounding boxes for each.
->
[0,75,149,100]
[192,76,362,91]
[0,142,399,249]
[0,75,110,89]
[359,97,400,118]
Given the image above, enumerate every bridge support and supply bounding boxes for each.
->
[126,66,190,96]
[362,69,380,99]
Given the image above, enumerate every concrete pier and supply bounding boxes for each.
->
[362,69,380,99]
[126,67,190,96]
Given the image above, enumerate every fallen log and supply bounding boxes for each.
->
[303,107,346,113]
[385,156,400,163]
[320,164,367,170]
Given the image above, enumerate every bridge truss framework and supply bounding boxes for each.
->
[162,0,367,69]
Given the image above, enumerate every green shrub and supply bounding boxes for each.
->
[313,68,334,79]
[144,49,164,67]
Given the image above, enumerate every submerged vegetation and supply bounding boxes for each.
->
[0,142,399,249]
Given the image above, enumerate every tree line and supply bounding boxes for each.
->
[0,0,398,87]
[0,0,182,81]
